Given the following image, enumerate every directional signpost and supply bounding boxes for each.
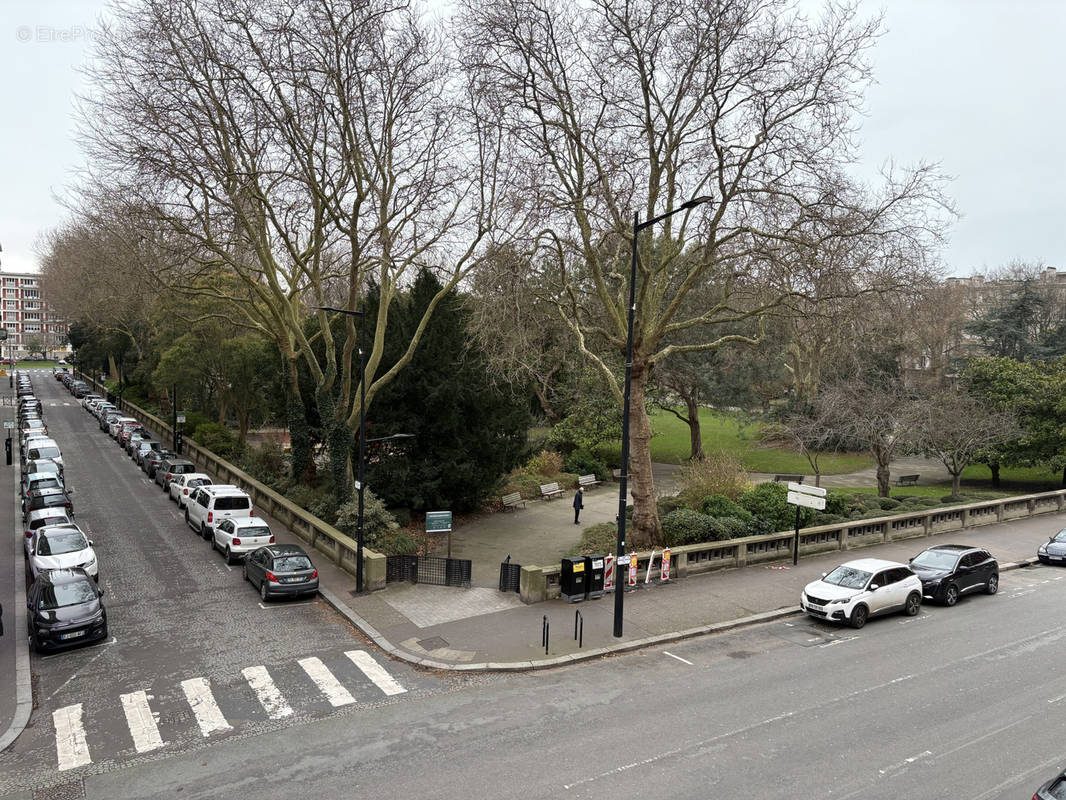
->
[786,481,826,566]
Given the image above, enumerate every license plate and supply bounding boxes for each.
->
[60,630,86,640]
[1050,555,1062,561]
[283,576,304,583]
[807,603,824,612]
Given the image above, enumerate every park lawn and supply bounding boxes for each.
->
[845,485,1016,501]
[959,463,1063,490]
[646,407,872,475]
[6,360,68,370]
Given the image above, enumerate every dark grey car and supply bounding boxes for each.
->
[243,545,319,601]
[155,458,195,490]
[1038,529,1066,564]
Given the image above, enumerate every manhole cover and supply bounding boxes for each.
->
[418,636,449,651]
[33,779,85,800]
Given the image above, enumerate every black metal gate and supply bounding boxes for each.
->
[386,555,471,588]
[499,556,521,592]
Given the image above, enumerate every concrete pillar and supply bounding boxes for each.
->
[364,550,386,591]
[520,565,547,604]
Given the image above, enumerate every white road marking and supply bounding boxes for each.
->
[119,691,164,752]
[663,651,694,665]
[878,749,932,774]
[818,636,859,648]
[298,657,355,707]
[346,650,406,696]
[242,666,294,719]
[180,677,232,736]
[53,704,91,771]
[1049,693,1066,705]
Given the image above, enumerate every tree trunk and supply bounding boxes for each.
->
[990,462,1000,488]
[951,472,961,499]
[627,363,662,548]
[876,462,891,497]
[286,355,313,483]
[684,393,704,461]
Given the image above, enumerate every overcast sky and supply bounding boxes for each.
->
[1,0,1063,277]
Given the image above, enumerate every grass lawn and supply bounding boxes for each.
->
[959,463,1064,491]
[644,407,872,475]
[4,360,69,370]
[845,485,1016,501]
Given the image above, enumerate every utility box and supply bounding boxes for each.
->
[560,556,586,603]
[584,555,605,599]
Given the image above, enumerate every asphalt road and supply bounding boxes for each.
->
[1,371,455,796]
[4,370,1066,799]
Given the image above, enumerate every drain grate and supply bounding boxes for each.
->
[418,636,449,651]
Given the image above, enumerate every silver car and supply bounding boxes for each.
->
[1038,529,1066,564]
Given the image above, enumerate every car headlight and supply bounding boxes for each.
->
[827,598,848,605]
[1039,545,1048,554]
[82,557,96,568]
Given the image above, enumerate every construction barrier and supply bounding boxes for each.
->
[661,548,671,582]
[604,554,615,592]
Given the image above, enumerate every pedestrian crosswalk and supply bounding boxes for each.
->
[51,649,406,771]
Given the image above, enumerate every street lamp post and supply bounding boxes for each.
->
[614,195,712,639]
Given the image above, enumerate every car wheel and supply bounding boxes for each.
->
[184,509,190,529]
[904,592,921,616]
[225,547,236,566]
[986,573,999,595]
[943,584,959,606]
[201,523,209,541]
[260,581,270,602]
[30,630,44,654]
[848,604,868,629]
[242,563,249,582]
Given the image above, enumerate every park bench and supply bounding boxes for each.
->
[578,474,601,489]
[896,474,920,486]
[501,492,526,511]
[540,481,565,500]
[774,474,804,483]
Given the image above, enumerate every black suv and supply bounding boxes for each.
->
[26,568,107,653]
[908,544,998,606]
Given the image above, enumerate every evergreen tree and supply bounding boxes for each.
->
[365,270,530,512]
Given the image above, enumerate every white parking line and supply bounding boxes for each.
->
[258,600,315,610]
[242,666,294,719]
[663,651,694,665]
[346,650,406,696]
[53,704,91,770]
[119,691,164,752]
[180,677,232,736]
[298,657,355,707]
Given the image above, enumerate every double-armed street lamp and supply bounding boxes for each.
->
[314,305,412,593]
[614,195,713,639]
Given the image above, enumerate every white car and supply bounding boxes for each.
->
[168,473,213,508]
[28,525,98,582]
[185,485,253,539]
[800,558,923,629]
[212,516,275,564]
[24,509,74,558]
[109,416,138,438]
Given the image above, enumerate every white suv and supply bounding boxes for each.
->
[800,558,923,629]
[185,485,254,540]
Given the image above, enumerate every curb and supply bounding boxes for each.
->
[319,557,1043,674]
[0,424,32,753]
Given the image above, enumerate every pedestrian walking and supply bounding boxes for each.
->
[573,486,584,524]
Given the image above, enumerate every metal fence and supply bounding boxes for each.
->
[499,558,522,592]
[386,555,472,588]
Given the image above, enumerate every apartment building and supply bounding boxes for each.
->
[0,270,68,359]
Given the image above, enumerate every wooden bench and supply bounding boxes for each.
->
[540,481,564,500]
[578,474,601,489]
[774,474,804,483]
[501,492,526,511]
[896,474,920,486]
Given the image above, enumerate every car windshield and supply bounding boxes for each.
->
[32,517,68,530]
[822,565,872,589]
[37,531,88,556]
[37,581,96,610]
[241,526,271,538]
[32,447,61,459]
[911,551,959,570]
[274,556,312,571]
[1053,530,1066,543]
[31,478,61,491]
[189,478,210,488]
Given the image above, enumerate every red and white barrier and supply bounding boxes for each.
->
[627,553,638,586]
[604,554,615,591]
[661,548,671,582]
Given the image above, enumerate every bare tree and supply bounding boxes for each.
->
[458,0,950,545]
[761,402,843,487]
[913,389,1017,499]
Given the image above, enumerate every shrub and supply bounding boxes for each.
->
[309,495,339,525]
[657,495,689,517]
[500,473,546,500]
[878,497,901,511]
[284,483,329,512]
[744,514,773,535]
[677,451,752,504]
[699,494,753,523]
[372,528,419,556]
[661,508,716,546]
[193,421,241,458]
[335,489,400,547]
[738,482,813,532]
[563,450,610,481]
[824,490,850,516]
[239,443,287,488]
[817,513,846,524]
[571,522,619,556]
[524,450,563,478]
[917,496,941,507]
[720,517,753,539]
[182,411,212,435]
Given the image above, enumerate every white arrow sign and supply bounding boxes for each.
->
[788,481,826,497]
[788,490,826,510]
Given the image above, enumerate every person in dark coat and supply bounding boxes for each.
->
[573,486,584,524]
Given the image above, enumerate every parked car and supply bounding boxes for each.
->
[117,422,146,448]
[28,525,97,582]
[908,544,998,604]
[24,487,74,521]
[100,410,123,432]
[243,544,319,601]
[22,458,63,482]
[1034,766,1066,799]
[143,448,175,478]
[125,431,150,457]
[23,441,63,470]
[134,440,162,467]
[800,558,923,629]
[168,472,212,508]
[71,382,90,398]
[24,510,75,557]
[156,457,196,490]
[21,473,65,513]
[1037,529,1066,564]
[185,485,253,538]
[212,517,275,565]
[26,568,108,653]
[109,416,138,439]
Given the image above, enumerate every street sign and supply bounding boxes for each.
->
[787,481,826,497]
[426,511,452,533]
[2,420,13,429]
[787,490,826,510]
[176,414,186,424]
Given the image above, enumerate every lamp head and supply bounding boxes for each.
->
[680,195,713,210]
